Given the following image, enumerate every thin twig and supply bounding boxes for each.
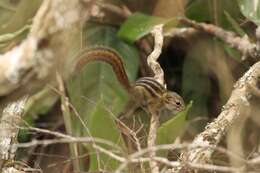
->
[18,125,74,140]
[56,72,81,171]
[14,137,119,150]
[93,145,125,163]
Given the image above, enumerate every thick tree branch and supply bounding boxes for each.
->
[0,98,27,171]
[179,18,259,61]
[0,0,94,105]
[175,61,260,172]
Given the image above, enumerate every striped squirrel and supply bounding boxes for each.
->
[74,46,185,116]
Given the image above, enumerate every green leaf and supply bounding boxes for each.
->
[118,12,174,43]
[185,0,212,22]
[88,101,125,170]
[238,0,260,25]
[67,23,139,171]
[156,101,192,157]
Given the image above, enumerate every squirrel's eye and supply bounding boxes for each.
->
[176,101,181,106]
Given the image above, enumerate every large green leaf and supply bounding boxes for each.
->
[118,12,174,43]
[87,101,125,170]
[156,101,192,157]
[67,23,139,171]
[238,0,260,25]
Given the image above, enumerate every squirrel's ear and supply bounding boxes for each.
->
[161,92,170,103]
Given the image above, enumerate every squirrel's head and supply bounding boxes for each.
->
[162,91,185,114]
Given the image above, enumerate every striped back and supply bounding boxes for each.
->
[134,77,166,99]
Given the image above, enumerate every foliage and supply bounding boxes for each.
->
[157,101,192,156]
[118,12,175,43]
[1,0,260,172]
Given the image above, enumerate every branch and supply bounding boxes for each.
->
[2,167,26,173]
[115,142,245,172]
[146,24,165,173]
[164,27,199,38]
[0,97,27,170]
[0,0,94,104]
[179,18,259,61]
[175,61,260,172]
[147,24,165,86]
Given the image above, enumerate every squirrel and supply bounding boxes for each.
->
[73,46,185,116]
[73,46,186,155]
